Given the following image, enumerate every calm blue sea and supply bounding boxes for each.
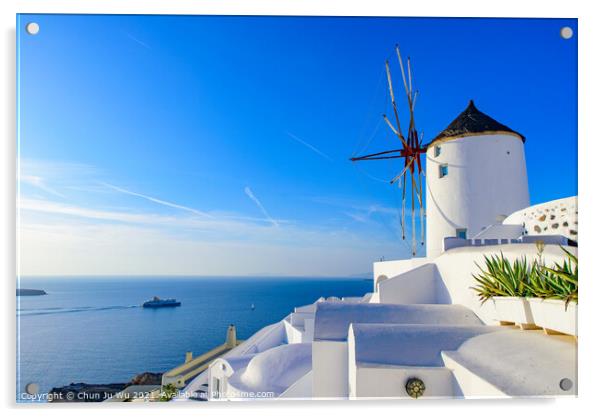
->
[16,276,371,401]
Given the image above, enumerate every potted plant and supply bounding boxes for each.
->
[471,253,538,329]
[527,247,578,336]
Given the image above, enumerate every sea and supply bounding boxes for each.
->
[16,276,372,402]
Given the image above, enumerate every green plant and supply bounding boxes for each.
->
[158,383,178,402]
[540,246,578,306]
[471,247,578,307]
[523,266,556,299]
[470,253,535,303]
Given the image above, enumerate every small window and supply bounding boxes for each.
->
[439,164,448,178]
[434,145,442,157]
[456,228,467,239]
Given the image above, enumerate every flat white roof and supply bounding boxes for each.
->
[314,302,483,341]
[443,330,577,396]
[350,323,507,367]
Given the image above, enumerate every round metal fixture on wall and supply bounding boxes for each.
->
[405,377,426,398]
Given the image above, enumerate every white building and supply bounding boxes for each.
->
[181,101,577,401]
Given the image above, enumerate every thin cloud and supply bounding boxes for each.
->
[20,198,159,224]
[125,32,151,50]
[19,198,278,235]
[311,196,398,217]
[102,183,213,218]
[344,212,369,223]
[344,206,393,224]
[20,175,65,198]
[244,186,279,227]
[286,132,333,161]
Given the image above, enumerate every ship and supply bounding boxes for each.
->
[142,296,181,308]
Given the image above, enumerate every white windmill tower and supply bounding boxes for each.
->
[425,100,530,257]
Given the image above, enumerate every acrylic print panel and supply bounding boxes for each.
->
[16,14,577,403]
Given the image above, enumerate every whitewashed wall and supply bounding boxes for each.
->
[350,366,456,399]
[503,196,578,241]
[377,263,439,304]
[208,359,236,400]
[373,257,430,292]
[426,134,530,257]
[312,341,348,398]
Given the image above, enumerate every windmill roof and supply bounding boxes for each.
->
[428,100,525,146]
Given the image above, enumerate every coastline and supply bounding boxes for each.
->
[46,372,162,403]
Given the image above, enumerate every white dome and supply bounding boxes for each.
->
[237,343,312,395]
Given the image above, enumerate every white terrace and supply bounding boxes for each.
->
[179,196,577,401]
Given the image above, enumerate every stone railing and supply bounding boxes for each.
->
[443,235,573,252]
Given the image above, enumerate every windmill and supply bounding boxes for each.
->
[350,45,427,256]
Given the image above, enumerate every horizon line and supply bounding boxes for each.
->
[17,274,372,279]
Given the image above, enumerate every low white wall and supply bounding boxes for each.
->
[284,312,315,344]
[283,319,303,344]
[377,263,439,304]
[295,303,318,313]
[504,196,578,241]
[291,312,313,326]
[350,366,456,399]
[243,321,287,353]
[373,258,430,291]
[279,371,312,399]
[441,352,507,398]
[312,341,348,398]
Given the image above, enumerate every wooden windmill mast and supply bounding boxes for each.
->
[350,45,427,256]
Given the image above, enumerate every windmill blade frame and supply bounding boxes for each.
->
[349,45,428,256]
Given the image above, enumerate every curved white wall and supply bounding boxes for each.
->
[503,196,578,241]
[426,134,529,257]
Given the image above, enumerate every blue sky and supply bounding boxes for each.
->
[17,15,577,276]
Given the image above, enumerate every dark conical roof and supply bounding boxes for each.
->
[429,100,525,146]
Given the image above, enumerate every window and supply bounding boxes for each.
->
[439,164,448,178]
[434,145,441,157]
[456,228,467,239]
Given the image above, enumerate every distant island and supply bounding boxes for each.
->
[16,288,46,296]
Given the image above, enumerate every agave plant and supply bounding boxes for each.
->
[524,266,556,299]
[540,246,578,306]
[470,253,534,303]
[472,247,578,307]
